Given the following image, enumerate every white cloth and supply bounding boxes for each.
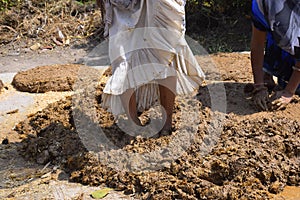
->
[102,0,205,115]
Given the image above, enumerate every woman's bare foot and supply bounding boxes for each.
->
[158,76,176,137]
[120,89,142,126]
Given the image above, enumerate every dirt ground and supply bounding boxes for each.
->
[0,44,300,200]
[4,1,300,199]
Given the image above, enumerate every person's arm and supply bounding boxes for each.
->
[271,61,300,110]
[285,61,300,95]
[250,24,270,111]
[250,24,267,85]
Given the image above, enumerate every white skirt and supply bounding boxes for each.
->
[102,0,205,115]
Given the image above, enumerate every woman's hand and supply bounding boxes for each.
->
[252,85,269,111]
[271,90,293,110]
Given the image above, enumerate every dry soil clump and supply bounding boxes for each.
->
[12,64,99,93]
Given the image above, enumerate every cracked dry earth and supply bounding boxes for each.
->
[0,52,300,200]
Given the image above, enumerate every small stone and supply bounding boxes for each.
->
[30,43,41,51]
[269,181,284,194]
[37,150,50,164]
[2,138,9,145]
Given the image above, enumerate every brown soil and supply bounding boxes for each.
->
[6,1,300,199]
[12,64,98,93]
[1,53,299,199]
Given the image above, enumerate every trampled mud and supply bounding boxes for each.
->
[15,64,300,199]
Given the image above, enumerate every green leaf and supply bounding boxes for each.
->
[91,188,112,199]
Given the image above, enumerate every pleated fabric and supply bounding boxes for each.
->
[102,0,205,115]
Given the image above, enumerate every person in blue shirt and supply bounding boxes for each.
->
[250,0,300,110]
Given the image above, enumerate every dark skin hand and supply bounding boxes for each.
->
[250,25,269,111]
[250,25,300,110]
[271,62,300,110]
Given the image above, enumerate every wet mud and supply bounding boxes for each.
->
[14,65,300,199]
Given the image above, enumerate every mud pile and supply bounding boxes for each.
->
[16,71,300,199]
[69,114,300,200]
[12,64,101,93]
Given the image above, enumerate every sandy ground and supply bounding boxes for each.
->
[0,47,135,200]
[0,47,300,199]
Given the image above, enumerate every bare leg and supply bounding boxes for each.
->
[120,89,142,126]
[158,76,176,132]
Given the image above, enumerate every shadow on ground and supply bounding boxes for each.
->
[196,82,256,115]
